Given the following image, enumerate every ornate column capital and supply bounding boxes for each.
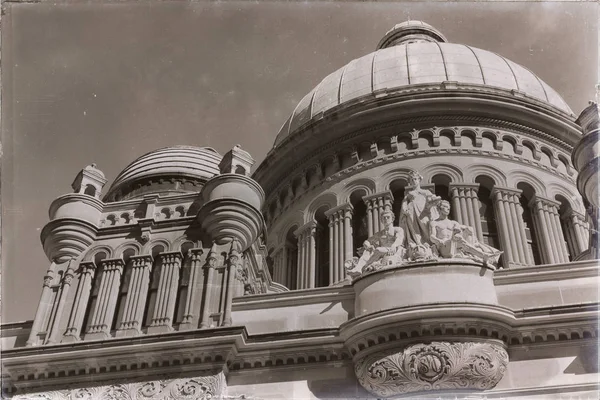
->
[529,195,561,210]
[362,191,394,205]
[157,251,183,265]
[294,220,317,238]
[130,254,154,267]
[449,182,480,196]
[78,261,97,276]
[491,186,522,203]
[325,203,353,220]
[42,270,55,287]
[99,258,125,273]
[187,248,204,262]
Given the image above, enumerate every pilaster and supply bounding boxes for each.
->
[85,258,125,340]
[147,252,183,334]
[63,261,96,342]
[449,183,483,241]
[115,255,153,337]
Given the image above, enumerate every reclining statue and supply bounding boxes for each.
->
[429,200,503,268]
[345,210,406,278]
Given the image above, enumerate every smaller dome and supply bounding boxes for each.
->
[377,20,447,50]
[104,146,222,202]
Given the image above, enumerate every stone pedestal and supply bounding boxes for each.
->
[342,261,509,398]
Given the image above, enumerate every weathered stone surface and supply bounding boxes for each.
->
[354,341,508,397]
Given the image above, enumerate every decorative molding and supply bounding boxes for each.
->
[354,341,508,397]
[12,373,226,400]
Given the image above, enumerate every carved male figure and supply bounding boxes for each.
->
[430,200,502,267]
[346,210,406,277]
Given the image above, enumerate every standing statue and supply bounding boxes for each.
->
[345,210,406,277]
[430,200,503,267]
[399,171,441,261]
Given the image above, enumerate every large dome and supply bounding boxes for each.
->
[274,22,572,148]
[104,146,222,202]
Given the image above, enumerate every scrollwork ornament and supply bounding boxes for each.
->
[354,341,508,397]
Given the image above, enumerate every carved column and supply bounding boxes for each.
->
[114,255,153,336]
[223,245,242,327]
[200,247,218,328]
[63,262,96,342]
[562,210,590,258]
[343,205,354,279]
[26,267,56,346]
[491,187,532,267]
[326,204,353,285]
[449,183,483,241]
[179,249,204,329]
[46,265,76,344]
[363,192,393,236]
[85,258,125,340]
[530,196,570,264]
[294,221,316,289]
[147,252,182,333]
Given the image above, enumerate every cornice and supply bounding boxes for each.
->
[232,285,354,311]
[494,260,600,285]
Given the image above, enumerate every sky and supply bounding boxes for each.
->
[2,1,598,323]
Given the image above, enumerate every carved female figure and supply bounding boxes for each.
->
[398,171,442,251]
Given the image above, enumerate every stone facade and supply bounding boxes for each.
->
[2,21,599,400]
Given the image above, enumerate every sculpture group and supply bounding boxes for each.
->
[345,171,502,278]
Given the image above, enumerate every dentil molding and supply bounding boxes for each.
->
[354,341,508,397]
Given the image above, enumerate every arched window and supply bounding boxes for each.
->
[143,245,165,327]
[285,227,298,290]
[235,165,247,175]
[475,176,501,252]
[517,183,542,265]
[315,207,330,288]
[390,179,407,226]
[350,190,368,251]
[84,184,96,197]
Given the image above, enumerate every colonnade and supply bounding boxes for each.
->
[529,196,570,265]
[562,210,590,259]
[147,252,182,333]
[325,204,354,286]
[271,183,590,290]
[450,184,483,241]
[25,245,246,346]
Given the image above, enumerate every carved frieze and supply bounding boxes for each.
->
[354,341,508,397]
[12,373,226,400]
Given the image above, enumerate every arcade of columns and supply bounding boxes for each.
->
[271,181,589,289]
[26,244,244,346]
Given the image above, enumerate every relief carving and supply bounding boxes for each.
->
[354,341,508,397]
[12,372,226,400]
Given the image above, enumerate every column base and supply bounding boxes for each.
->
[61,334,81,343]
[147,325,174,334]
[115,328,143,338]
[84,331,112,341]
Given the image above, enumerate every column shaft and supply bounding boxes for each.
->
[308,226,316,289]
[200,253,217,329]
[507,197,527,264]
[181,250,203,327]
[27,269,55,346]
[148,252,182,332]
[46,266,75,344]
[86,259,124,339]
[343,207,353,281]
[492,190,513,266]
[63,263,96,341]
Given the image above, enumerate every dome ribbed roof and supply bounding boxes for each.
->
[105,146,222,201]
[274,37,572,148]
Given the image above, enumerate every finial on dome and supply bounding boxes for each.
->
[377,20,447,50]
